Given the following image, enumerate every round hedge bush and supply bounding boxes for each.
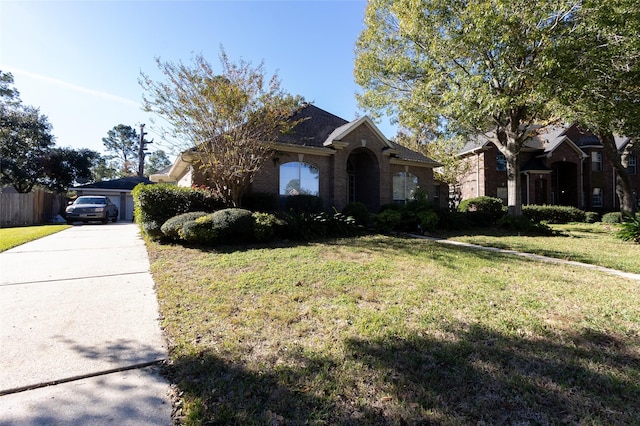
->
[458,196,505,225]
[342,202,370,226]
[160,211,209,241]
[602,212,622,224]
[181,208,255,245]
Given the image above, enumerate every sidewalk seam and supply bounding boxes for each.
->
[0,270,151,287]
[0,359,167,397]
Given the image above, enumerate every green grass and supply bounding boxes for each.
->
[436,223,639,274]
[147,234,640,425]
[0,224,70,252]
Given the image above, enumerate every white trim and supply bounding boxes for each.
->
[323,116,394,149]
[389,158,437,168]
[271,142,335,156]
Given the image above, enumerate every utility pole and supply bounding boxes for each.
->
[137,124,153,177]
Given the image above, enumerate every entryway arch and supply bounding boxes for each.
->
[346,148,380,212]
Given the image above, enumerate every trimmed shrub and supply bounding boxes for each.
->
[465,211,495,227]
[285,211,362,241]
[141,220,162,239]
[379,203,402,212]
[209,208,255,244]
[284,194,324,213]
[373,202,441,234]
[522,205,586,224]
[416,210,439,233]
[181,208,255,245]
[602,212,622,224]
[342,202,370,227]
[160,211,208,241]
[458,196,505,225]
[373,210,402,234]
[132,183,225,238]
[498,215,553,235]
[437,210,471,231]
[252,212,286,242]
[182,215,219,244]
[585,211,601,223]
[242,192,278,212]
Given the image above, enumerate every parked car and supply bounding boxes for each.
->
[65,196,118,224]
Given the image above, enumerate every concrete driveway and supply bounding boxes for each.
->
[0,223,172,425]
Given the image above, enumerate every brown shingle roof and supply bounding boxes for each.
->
[278,104,349,147]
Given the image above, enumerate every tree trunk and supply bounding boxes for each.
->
[599,132,636,215]
[505,149,522,216]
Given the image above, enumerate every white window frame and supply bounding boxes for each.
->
[279,162,319,196]
[592,187,603,207]
[591,151,602,172]
[393,172,418,204]
[627,155,637,175]
[496,153,507,171]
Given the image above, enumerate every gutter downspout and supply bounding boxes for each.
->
[476,152,481,197]
[580,157,585,209]
[613,168,617,208]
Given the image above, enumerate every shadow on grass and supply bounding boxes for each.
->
[167,322,640,424]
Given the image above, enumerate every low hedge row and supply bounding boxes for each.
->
[132,183,226,238]
[522,205,586,224]
[135,184,631,245]
[155,208,364,245]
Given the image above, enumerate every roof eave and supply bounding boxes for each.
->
[389,158,441,168]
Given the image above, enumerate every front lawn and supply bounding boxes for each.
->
[148,235,640,424]
[438,223,639,274]
[0,224,70,252]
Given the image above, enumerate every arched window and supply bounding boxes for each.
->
[279,162,319,196]
[393,172,418,204]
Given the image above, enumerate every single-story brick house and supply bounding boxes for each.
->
[71,176,154,221]
[457,124,638,211]
[150,104,444,212]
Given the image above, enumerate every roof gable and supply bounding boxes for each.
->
[323,116,394,150]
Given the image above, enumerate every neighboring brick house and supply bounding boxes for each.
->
[150,104,443,212]
[457,124,639,211]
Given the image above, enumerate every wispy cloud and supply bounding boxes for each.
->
[4,67,141,108]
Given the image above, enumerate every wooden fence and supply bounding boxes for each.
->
[0,189,68,228]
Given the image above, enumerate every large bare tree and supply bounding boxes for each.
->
[140,49,303,206]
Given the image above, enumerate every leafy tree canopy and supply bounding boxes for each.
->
[145,149,172,175]
[102,124,139,177]
[0,70,100,193]
[545,0,640,214]
[140,47,304,206]
[355,0,579,215]
[41,147,100,192]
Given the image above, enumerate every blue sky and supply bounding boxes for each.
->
[1,0,395,159]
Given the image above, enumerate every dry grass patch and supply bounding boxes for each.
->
[148,235,640,425]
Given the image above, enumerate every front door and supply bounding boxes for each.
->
[346,148,380,212]
[534,178,547,205]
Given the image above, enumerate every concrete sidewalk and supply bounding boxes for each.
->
[0,223,172,425]
[415,235,640,282]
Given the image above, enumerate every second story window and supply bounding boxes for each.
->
[627,155,637,175]
[496,153,507,171]
[591,151,603,172]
